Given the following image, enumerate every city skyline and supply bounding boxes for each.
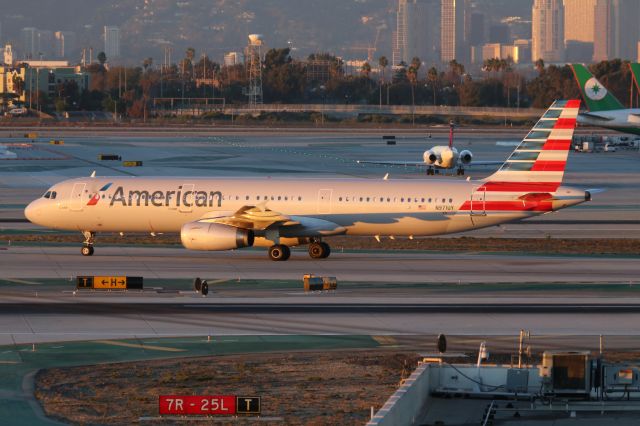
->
[1,1,640,68]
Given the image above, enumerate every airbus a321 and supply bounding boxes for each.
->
[25,100,592,261]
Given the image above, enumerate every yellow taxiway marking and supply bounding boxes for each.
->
[2,278,41,285]
[95,340,185,352]
[372,335,398,346]
[0,361,20,364]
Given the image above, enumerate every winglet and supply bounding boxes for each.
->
[90,170,96,178]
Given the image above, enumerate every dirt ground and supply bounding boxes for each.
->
[5,234,640,255]
[35,350,421,425]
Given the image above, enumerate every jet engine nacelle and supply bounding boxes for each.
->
[459,149,473,165]
[423,150,438,165]
[181,222,254,251]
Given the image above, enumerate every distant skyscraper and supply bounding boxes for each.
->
[611,0,640,60]
[488,24,510,44]
[393,0,440,66]
[54,31,77,59]
[564,0,596,43]
[104,26,120,59]
[532,0,565,63]
[468,12,485,47]
[440,0,467,64]
[21,27,38,59]
[593,0,613,61]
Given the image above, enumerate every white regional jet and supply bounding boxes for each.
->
[357,122,502,175]
[25,100,591,261]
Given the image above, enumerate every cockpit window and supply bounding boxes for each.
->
[51,191,57,199]
[43,190,57,199]
[43,191,51,199]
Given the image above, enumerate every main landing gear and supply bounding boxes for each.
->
[308,241,331,259]
[456,167,465,176]
[267,241,332,261]
[268,244,291,261]
[81,231,95,256]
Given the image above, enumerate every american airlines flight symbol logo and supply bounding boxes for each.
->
[87,183,113,206]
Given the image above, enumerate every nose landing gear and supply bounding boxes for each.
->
[81,231,95,256]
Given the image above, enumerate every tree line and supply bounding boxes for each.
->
[17,48,640,117]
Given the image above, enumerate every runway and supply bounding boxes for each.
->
[1,245,638,282]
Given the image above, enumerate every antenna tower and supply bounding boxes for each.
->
[245,34,264,106]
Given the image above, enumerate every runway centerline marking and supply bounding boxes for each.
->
[94,340,185,352]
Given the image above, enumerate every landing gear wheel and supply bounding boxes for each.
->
[309,242,331,259]
[427,168,435,176]
[456,168,465,176]
[81,231,96,256]
[268,244,290,261]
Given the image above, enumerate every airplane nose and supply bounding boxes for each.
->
[24,201,40,223]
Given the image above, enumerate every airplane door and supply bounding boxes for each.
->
[470,186,486,217]
[69,183,86,212]
[317,189,332,214]
[179,183,195,213]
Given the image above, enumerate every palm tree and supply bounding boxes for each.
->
[361,61,372,79]
[378,56,388,106]
[427,66,438,105]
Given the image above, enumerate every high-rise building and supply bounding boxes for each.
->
[54,31,77,59]
[20,27,38,59]
[532,0,565,63]
[488,24,510,44]
[393,0,440,66]
[467,12,485,47]
[593,0,613,61]
[564,0,596,43]
[611,0,640,60]
[104,26,120,59]
[440,0,467,64]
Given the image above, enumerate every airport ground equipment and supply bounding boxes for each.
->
[123,160,143,167]
[98,154,122,161]
[383,135,396,145]
[49,140,64,145]
[303,274,337,291]
[76,275,143,290]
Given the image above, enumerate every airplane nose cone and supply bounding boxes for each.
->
[24,201,40,223]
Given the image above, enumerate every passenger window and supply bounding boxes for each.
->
[401,198,404,202]
[339,197,343,201]
[428,198,432,202]
[278,196,281,201]
[246,195,250,200]
[285,196,288,201]
[449,198,453,203]
[359,197,363,202]
[298,196,302,201]
[442,198,446,203]
[366,197,370,202]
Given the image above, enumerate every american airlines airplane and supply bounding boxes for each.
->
[24,100,591,261]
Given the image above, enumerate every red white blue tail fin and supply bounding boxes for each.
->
[482,100,580,193]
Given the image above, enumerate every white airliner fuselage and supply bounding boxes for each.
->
[24,100,589,261]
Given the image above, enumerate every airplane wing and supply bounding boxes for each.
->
[356,160,502,169]
[356,160,427,167]
[578,112,614,121]
[198,205,346,235]
[198,204,299,230]
[465,160,503,167]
